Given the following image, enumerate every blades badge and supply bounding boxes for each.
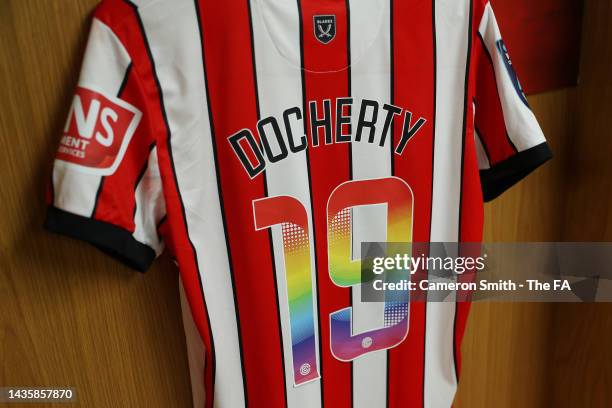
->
[313,15,336,44]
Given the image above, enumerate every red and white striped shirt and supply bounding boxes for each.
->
[46,0,552,407]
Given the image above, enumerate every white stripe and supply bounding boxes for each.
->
[135,2,246,407]
[348,0,391,406]
[474,101,491,169]
[53,18,130,216]
[77,19,131,92]
[474,130,491,170]
[426,0,472,406]
[133,146,165,254]
[251,1,322,406]
[478,3,545,152]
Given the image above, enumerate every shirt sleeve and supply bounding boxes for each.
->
[473,2,553,202]
[45,8,165,272]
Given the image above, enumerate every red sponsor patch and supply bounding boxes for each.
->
[56,87,141,175]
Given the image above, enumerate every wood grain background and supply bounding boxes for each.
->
[458,1,612,407]
[0,1,610,407]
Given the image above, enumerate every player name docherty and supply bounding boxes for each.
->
[228,98,427,178]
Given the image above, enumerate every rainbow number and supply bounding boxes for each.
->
[327,177,413,361]
[253,196,320,386]
[253,177,413,383]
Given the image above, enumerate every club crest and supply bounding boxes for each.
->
[313,15,336,44]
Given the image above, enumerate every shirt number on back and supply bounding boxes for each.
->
[253,176,413,386]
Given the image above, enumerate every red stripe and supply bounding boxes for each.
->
[93,67,151,229]
[388,0,436,406]
[297,0,352,406]
[196,0,286,406]
[98,1,217,406]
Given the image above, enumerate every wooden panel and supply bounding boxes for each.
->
[550,304,612,407]
[0,1,192,407]
[561,0,612,243]
[550,0,612,406]
[458,0,612,406]
[455,88,575,408]
[491,0,583,94]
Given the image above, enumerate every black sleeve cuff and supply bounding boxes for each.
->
[44,206,155,272]
[480,142,553,202]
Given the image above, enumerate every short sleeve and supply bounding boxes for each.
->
[473,2,553,202]
[45,9,166,272]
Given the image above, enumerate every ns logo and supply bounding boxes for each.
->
[57,87,142,176]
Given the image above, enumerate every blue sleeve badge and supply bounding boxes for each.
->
[496,39,530,108]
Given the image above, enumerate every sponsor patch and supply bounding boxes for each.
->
[56,86,141,176]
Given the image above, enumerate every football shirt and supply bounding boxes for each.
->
[45,0,552,407]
